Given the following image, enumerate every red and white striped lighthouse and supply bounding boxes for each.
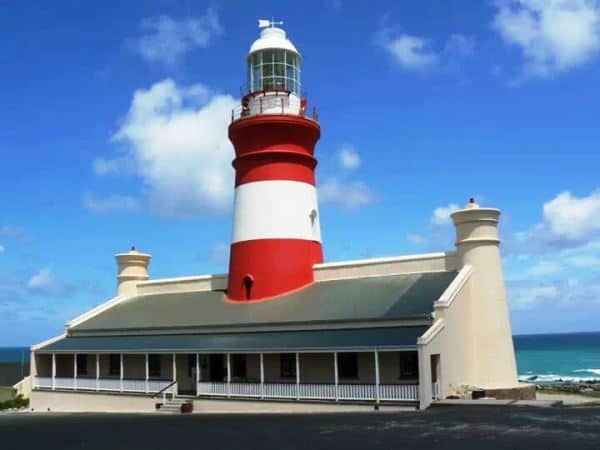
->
[227,21,322,301]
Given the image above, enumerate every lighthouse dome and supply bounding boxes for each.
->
[249,26,299,55]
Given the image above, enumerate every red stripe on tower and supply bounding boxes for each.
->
[226,24,323,301]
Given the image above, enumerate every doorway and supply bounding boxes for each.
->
[209,354,226,382]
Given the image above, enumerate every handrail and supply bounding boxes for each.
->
[153,380,177,403]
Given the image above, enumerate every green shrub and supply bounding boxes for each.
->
[0,394,29,410]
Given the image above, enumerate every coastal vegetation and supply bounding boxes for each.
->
[0,394,29,410]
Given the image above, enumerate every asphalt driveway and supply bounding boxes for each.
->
[1,405,599,450]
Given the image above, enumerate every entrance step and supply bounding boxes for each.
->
[156,398,192,414]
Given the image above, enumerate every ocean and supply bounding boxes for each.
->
[1,332,599,382]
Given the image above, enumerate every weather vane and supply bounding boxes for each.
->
[258,18,284,28]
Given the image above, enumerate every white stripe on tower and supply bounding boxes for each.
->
[232,180,321,243]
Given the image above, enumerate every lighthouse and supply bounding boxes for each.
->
[227,21,322,301]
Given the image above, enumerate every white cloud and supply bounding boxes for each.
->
[431,203,460,226]
[384,35,439,69]
[566,254,600,268]
[507,280,561,310]
[508,277,600,310]
[444,34,476,56]
[0,244,4,253]
[337,146,361,170]
[381,32,475,71]
[130,9,222,65]
[527,260,563,276]
[83,193,142,214]
[27,268,75,298]
[518,189,600,252]
[493,0,600,81]
[319,179,376,211]
[94,78,237,218]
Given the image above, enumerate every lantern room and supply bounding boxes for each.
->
[247,25,301,95]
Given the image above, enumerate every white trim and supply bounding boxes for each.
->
[138,273,227,287]
[434,265,472,310]
[417,319,445,346]
[226,353,231,398]
[196,353,200,397]
[260,353,265,399]
[32,332,67,351]
[66,296,124,329]
[119,353,124,392]
[96,354,100,392]
[232,180,321,243]
[295,352,300,400]
[145,353,149,394]
[314,252,454,269]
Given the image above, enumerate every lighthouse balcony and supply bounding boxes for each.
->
[232,90,318,123]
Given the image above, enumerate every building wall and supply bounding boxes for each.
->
[417,268,475,409]
[30,390,154,413]
[314,252,457,282]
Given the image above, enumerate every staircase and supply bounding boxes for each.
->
[157,397,188,414]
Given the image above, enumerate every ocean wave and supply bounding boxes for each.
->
[573,369,600,376]
[518,373,600,383]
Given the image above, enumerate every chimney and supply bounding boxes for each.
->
[115,246,151,296]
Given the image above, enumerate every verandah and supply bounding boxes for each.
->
[34,350,424,402]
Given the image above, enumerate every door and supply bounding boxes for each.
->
[209,354,225,382]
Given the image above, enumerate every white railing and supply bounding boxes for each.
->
[54,377,74,389]
[148,380,173,393]
[195,381,419,402]
[432,381,440,400]
[36,377,52,388]
[198,382,229,396]
[338,384,376,401]
[264,383,297,399]
[122,379,147,393]
[76,378,97,390]
[98,379,121,391]
[35,377,172,394]
[379,384,419,401]
[230,382,262,397]
[298,383,336,400]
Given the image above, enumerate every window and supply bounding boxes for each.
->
[232,355,247,380]
[149,355,161,377]
[76,354,87,376]
[280,353,296,378]
[109,354,120,376]
[338,353,358,379]
[399,352,419,379]
[247,49,301,95]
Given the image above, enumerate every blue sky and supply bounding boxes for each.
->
[1,0,600,345]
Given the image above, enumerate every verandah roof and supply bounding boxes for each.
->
[37,326,428,354]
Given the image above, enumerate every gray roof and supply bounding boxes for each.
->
[38,327,428,353]
[72,271,456,332]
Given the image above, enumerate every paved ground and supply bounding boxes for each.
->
[1,405,600,450]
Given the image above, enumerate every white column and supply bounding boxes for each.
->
[226,353,231,398]
[334,352,339,401]
[51,353,56,390]
[119,353,124,392]
[73,353,78,390]
[145,354,149,394]
[374,351,380,405]
[295,352,300,400]
[260,353,265,399]
[95,354,100,391]
[196,353,200,397]
[172,353,176,382]
[172,353,177,396]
